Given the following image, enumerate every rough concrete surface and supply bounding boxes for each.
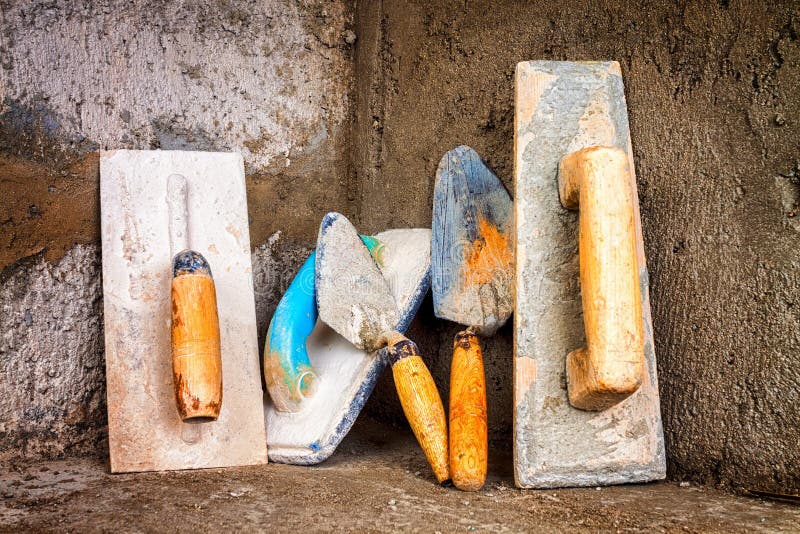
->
[1,0,798,498]
[0,245,105,462]
[0,0,355,461]
[0,0,357,270]
[316,212,401,350]
[356,0,800,494]
[2,418,799,533]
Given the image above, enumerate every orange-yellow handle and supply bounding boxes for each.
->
[171,251,222,422]
[449,330,487,491]
[387,335,449,484]
[558,146,644,411]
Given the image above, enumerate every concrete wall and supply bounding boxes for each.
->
[355,0,799,494]
[1,0,798,493]
[0,0,353,460]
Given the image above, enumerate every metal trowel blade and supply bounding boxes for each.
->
[315,212,400,351]
[431,145,514,335]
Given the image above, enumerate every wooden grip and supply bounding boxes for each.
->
[558,146,644,411]
[387,337,450,483]
[449,330,487,491]
[171,251,222,421]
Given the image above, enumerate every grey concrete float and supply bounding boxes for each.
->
[513,61,666,488]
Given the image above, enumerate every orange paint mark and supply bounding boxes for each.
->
[464,218,513,286]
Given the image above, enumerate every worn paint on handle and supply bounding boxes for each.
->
[386,333,450,484]
[171,250,222,422]
[264,236,384,413]
[449,330,487,491]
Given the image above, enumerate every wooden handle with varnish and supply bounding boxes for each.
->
[558,146,644,411]
[171,251,223,421]
[449,329,487,491]
[385,334,450,484]
[168,174,222,422]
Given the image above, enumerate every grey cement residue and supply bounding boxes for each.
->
[0,245,105,461]
[513,61,665,488]
[316,214,400,352]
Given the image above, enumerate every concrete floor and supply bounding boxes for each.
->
[1,418,797,533]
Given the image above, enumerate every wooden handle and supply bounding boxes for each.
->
[558,146,644,411]
[386,335,449,483]
[449,330,487,491]
[171,250,223,421]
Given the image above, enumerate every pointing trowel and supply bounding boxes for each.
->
[315,212,450,483]
[432,146,513,491]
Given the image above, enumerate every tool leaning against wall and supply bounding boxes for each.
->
[315,212,450,484]
[513,60,665,488]
[263,225,432,465]
[431,146,514,491]
[100,150,267,473]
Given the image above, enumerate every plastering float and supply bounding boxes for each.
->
[100,150,267,473]
[264,227,431,464]
[513,61,666,488]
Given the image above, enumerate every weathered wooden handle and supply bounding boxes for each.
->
[171,251,223,422]
[449,330,487,491]
[386,335,450,484]
[558,146,644,411]
[167,174,222,422]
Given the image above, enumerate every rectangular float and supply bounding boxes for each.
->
[513,61,666,488]
[100,150,267,473]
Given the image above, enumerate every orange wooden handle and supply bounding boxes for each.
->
[449,330,487,491]
[388,337,450,483]
[171,272,222,421]
[558,146,644,411]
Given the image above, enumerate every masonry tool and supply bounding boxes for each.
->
[264,227,431,464]
[431,146,513,491]
[513,61,665,488]
[316,212,449,483]
[100,150,267,472]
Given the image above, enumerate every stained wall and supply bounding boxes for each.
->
[0,0,354,460]
[355,0,799,493]
[1,0,798,494]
